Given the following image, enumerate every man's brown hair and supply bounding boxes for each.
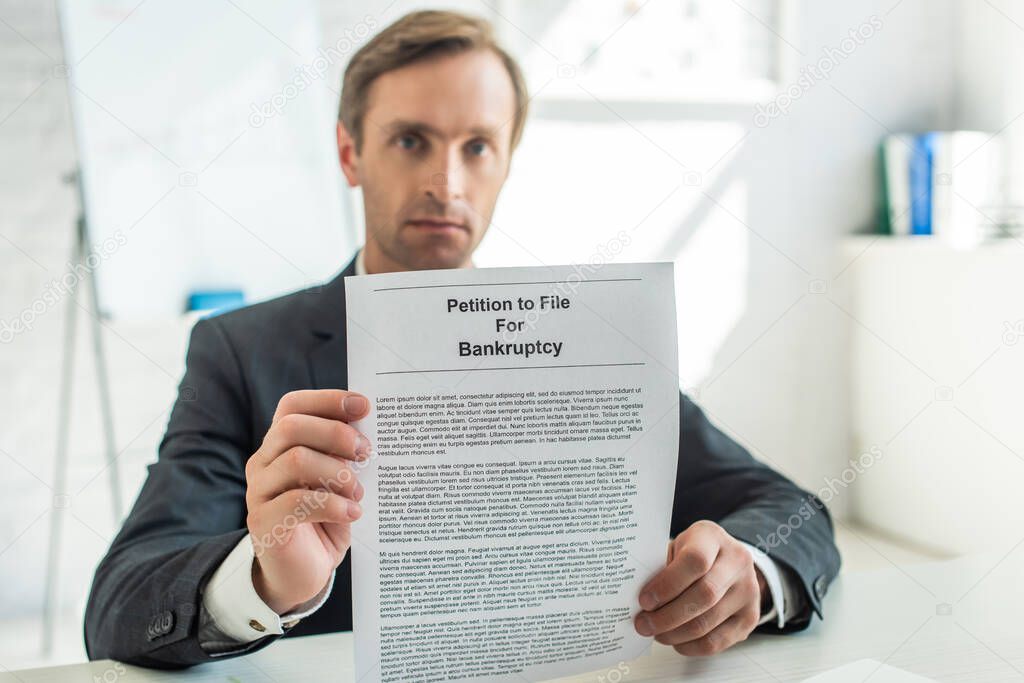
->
[339,10,529,153]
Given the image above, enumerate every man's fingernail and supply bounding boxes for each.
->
[344,395,367,414]
[635,615,654,636]
[639,591,658,610]
[354,480,365,501]
[355,434,373,458]
[348,500,362,519]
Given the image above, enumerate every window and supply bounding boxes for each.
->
[496,0,785,103]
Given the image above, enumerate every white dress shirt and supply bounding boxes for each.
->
[198,248,794,652]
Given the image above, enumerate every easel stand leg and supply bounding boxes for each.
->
[41,213,122,656]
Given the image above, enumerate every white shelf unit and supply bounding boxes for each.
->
[844,236,1024,555]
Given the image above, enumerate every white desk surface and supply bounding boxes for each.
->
[7,551,1023,682]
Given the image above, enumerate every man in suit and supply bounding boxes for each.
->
[85,9,840,668]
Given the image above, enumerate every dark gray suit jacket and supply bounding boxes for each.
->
[84,253,840,668]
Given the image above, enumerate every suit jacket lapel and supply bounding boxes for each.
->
[307,253,358,391]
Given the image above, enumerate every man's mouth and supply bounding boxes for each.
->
[405,218,468,232]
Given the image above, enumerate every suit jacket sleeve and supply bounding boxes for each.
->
[84,317,282,668]
[671,392,841,631]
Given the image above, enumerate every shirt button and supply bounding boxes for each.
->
[249,619,266,632]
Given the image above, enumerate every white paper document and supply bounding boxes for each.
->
[345,262,680,683]
[802,660,938,682]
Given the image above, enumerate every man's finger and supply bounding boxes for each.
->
[663,545,751,622]
[672,612,753,657]
[645,582,748,644]
[637,552,749,637]
[259,413,371,465]
[252,446,363,504]
[640,530,719,610]
[319,518,352,555]
[273,389,370,423]
[248,488,362,547]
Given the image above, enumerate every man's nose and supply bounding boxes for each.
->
[425,148,466,202]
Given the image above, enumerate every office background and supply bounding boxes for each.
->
[2,0,1023,670]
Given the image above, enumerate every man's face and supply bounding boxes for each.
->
[338,48,518,272]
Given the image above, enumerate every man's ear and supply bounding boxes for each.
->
[336,121,360,188]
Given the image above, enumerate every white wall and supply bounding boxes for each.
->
[0,0,964,652]
[953,1,1024,208]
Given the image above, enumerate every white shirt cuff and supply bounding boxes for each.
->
[201,533,335,643]
[739,541,786,629]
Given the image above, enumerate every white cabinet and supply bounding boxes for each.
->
[845,236,1024,555]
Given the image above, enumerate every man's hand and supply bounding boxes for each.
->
[634,520,763,656]
[245,389,372,615]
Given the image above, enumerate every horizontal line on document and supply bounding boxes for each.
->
[376,362,646,375]
[373,278,642,292]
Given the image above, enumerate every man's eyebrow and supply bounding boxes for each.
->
[383,120,441,137]
[466,125,501,139]
[382,119,501,139]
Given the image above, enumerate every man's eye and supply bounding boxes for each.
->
[467,140,487,156]
[398,134,420,150]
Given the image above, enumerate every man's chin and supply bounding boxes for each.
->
[397,232,473,271]
[409,252,470,271]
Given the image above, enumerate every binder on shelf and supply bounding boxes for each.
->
[879,135,913,235]
[877,130,1003,246]
[909,133,934,235]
